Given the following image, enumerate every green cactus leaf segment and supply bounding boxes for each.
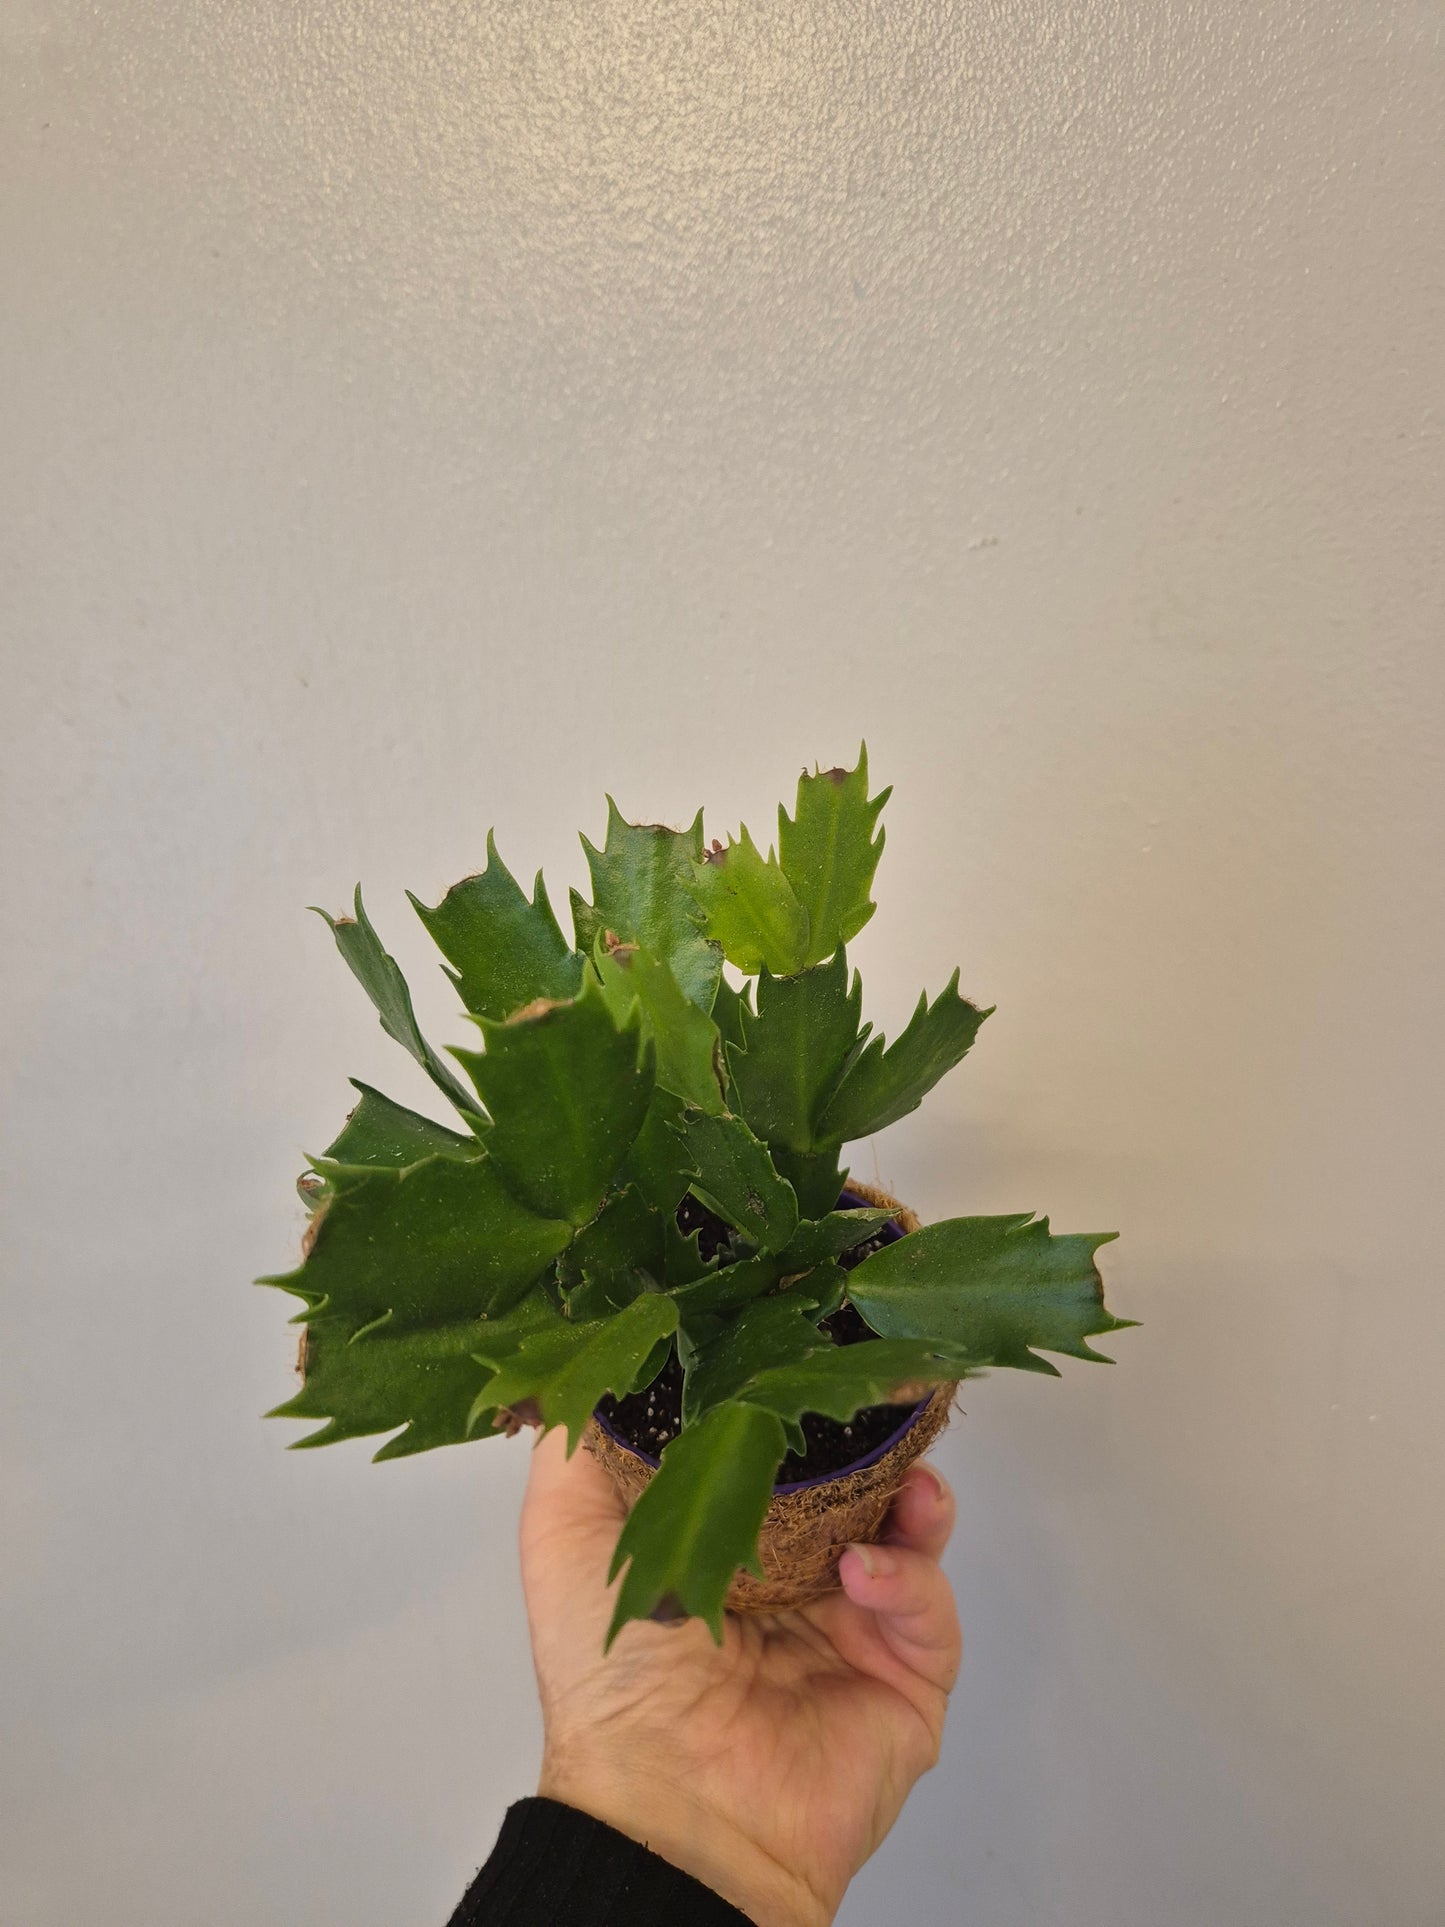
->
[409,832,583,1021]
[606,1401,788,1645]
[847,1215,1126,1374]
[571,800,722,1011]
[558,1185,665,1312]
[669,1250,787,1322]
[682,1292,830,1423]
[691,825,811,976]
[793,1261,849,1323]
[472,1291,680,1455]
[734,1339,974,1428]
[777,745,891,968]
[314,889,483,1124]
[312,1081,482,1180]
[709,975,752,1059]
[261,1153,572,1338]
[674,1108,799,1252]
[621,1088,694,1214]
[561,1267,652,1324]
[631,1334,677,1398]
[777,1208,895,1268]
[725,948,866,1153]
[268,1304,541,1460]
[662,1215,716,1287]
[592,939,726,1114]
[454,973,655,1226]
[817,972,993,1143]
[769,1146,851,1220]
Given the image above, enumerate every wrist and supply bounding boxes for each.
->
[537,1747,831,1927]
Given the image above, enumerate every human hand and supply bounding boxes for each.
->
[520,1426,961,1927]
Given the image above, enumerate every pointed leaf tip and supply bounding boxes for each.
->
[474,1292,679,1455]
[592,941,726,1115]
[816,973,990,1144]
[604,1402,786,1646]
[725,947,865,1154]
[412,838,582,1023]
[320,886,480,1121]
[573,801,720,1009]
[778,750,889,967]
[674,1107,798,1252]
[847,1213,1129,1375]
[457,972,655,1224]
[691,824,810,977]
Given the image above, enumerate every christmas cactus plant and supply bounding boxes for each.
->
[261,748,1128,1643]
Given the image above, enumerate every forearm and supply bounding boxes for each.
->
[538,1750,833,1927]
[446,1796,757,1926]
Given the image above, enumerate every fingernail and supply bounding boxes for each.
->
[914,1463,946,1503]
[844,1543,895,1580]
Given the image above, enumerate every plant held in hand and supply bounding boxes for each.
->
[261,748,1130,1644]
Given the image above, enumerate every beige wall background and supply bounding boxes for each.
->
[3,4,1443,1923]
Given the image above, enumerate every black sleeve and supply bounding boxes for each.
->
[446,1796,756,1926]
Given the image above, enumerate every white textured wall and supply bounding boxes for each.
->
[3,5,1443,1923]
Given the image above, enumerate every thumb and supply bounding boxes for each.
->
[519,1425,629,1653]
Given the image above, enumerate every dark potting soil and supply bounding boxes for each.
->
[597,1199,920,1484]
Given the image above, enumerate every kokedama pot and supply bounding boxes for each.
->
[584,1182,959,1615]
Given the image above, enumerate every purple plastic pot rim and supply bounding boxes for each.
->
[590,1391,936,1493]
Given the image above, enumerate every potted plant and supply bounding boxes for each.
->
[261,748,1129,1644]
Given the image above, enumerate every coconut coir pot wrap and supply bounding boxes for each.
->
[584,1182,960,1615]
